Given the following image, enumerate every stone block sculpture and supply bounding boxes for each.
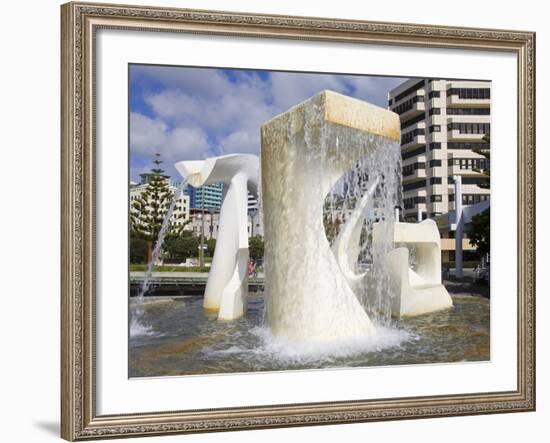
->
[261,90,401,341]
[175,154,259,321]
[373,219,453,318]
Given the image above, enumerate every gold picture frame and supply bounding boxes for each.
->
[61,1,536,440]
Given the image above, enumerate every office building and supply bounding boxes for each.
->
[388,79,491,221]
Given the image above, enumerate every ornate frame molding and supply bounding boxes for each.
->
[61,2,535,440]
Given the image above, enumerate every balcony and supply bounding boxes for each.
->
[402,168,427,181]
[446,88,490,109]
[447,129,487,142]
[447,94,490,108]
[401,128,426,149]
[399,101,425,119]
[392,94,425,118]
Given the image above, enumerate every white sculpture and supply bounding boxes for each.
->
[331,178,380,294]
[261,90,401,341]
[373,219,453,318]
[174,154,259,321]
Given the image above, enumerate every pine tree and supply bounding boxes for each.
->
[130,153,187,262]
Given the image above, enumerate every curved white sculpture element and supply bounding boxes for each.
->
[374,219,453,318]
[331,177,380,293]
[174,154,259,321]
[261,90,401,341]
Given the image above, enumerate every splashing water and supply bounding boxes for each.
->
[138,179,188,298]
[325,137,402,327]
[131,179,188,337]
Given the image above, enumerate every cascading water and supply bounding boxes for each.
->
[326,139,402,327]
[261,90,403,345]
[130,179,188,337]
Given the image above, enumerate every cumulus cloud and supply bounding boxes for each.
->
[129,64,408,180]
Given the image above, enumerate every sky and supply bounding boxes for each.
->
[129,64,408,182]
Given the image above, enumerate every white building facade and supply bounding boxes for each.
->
[388,79,491,221]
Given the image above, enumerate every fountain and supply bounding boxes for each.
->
[129,91,485,377]
[260,90,402,342]
[175,154,259,321]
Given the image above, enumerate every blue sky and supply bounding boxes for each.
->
[129,64,408,181]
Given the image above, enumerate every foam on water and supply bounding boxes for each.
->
[203,324,415,366]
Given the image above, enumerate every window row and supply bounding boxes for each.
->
[392,95,424,115]
[448,142,491,150]
[402,145,426,160]
[446,88,491,99]
[403,196,426,209]
[394,80,426,102]
[448,193,490,205]
[403,180,427,192]
[446,107,490,115]
[447,122,490,134]
[402,162,426,176]
[448,176,490,186]
[448,158,490,170]
[401,113,425,130]
[401,128,425,145]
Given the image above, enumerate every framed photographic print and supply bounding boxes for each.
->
[61,1,536,440]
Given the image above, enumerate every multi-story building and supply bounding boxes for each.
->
[187,183,224,209]
[388,79,491,221]
[130,173,190,229]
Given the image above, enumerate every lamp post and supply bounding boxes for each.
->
[208,207,215,240]
[199,189,205,268]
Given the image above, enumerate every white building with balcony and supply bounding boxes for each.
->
[388,79,491,221]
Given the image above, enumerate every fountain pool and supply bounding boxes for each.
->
[129,293,489,377]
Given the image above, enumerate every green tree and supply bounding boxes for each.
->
[468,208,490,255]
[164,232,199,262]
[249,236,264,260]
[130,153,187,261]
[129,236,148,264]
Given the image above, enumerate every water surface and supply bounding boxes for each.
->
[129,293,489,377]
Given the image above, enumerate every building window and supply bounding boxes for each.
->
[401,128,425,145]
[403,196,426,209]
[451,193,490,205]
[448,158,490,170]
[402,162,426,177]
[428,108,440,116]
[428,91,440,99]
[403,180,427,192]
[430,177,442,185]
[429,159,442,167]
[402,145,426,160]
[448,142,490,150]
[430,195,443,202]
[429,142,441,150]
[401,113,425,130]
[447,107,490,115]
[447,122,490,134]
[429,125,441,133]
[392,95,425,115]
[446,88,491,99]
[394,80,426,102]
